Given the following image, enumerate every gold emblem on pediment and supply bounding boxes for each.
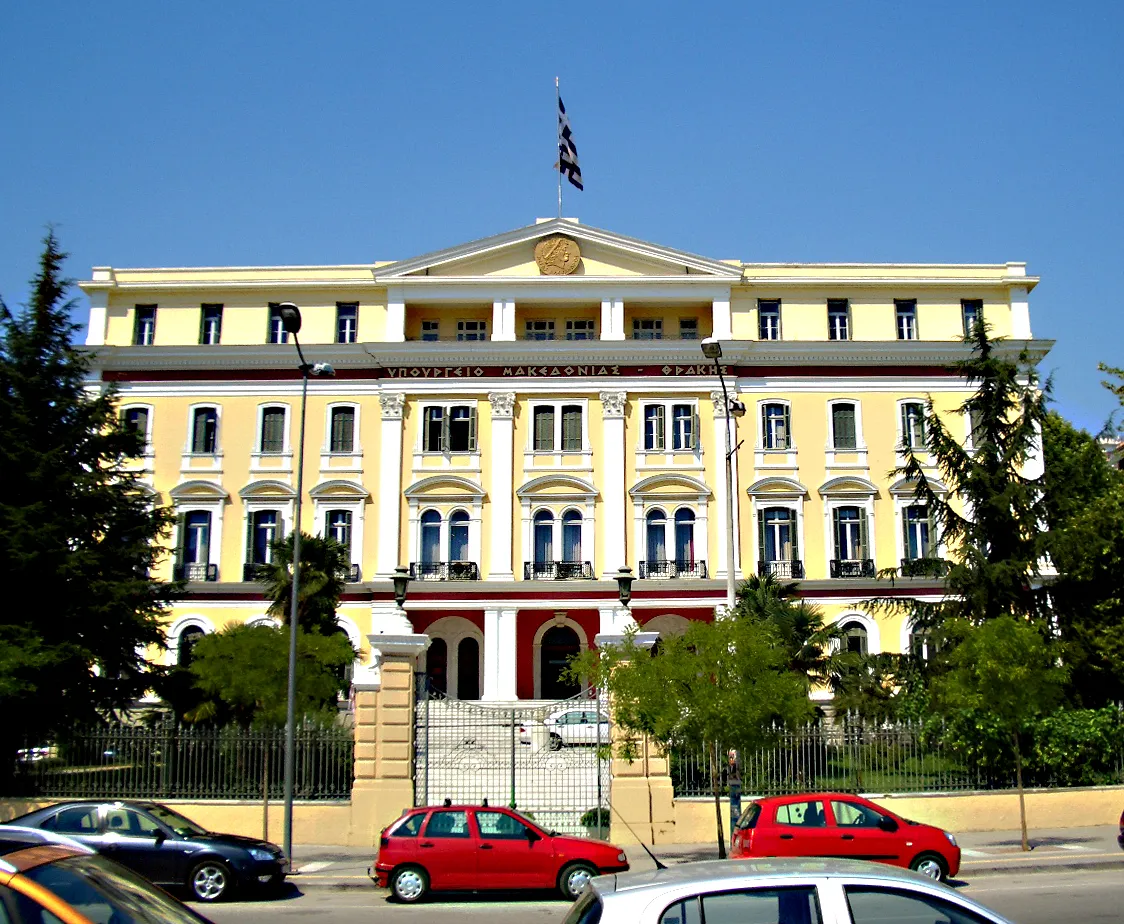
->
[534,235,581,276]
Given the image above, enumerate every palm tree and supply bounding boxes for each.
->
[259,532,349,635]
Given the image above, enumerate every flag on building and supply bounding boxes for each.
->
[558,97,583,191]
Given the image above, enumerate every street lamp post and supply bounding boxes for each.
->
[276,302,335,866]
[701,338,745,615]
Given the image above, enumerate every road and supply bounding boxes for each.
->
[194,867,1123,924]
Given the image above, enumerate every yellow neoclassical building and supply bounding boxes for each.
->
[81,218,1050,702]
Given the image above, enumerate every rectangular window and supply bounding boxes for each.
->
[901,402,927,450]
[533,407,555,451]
[903,505,934,560]
[260,407,285,452]
[122,408,149,454]
[447,406,476,452]
[962,299,982,339]
[672,404,696,450]
[565,319,595,340]
[457,320,487,341]
[632,318,663,340]
[423,407,444,452]
[267,304,288,344]
[525,320,556,340]
[327,510,353,557]
[191,408,218,454]
[827,299,850,341]
[133,305,156,346]
[561,406,582,451]
[678,318,699,340]
[336,303,358,344]
[200,305,223,345]
[421,320,440,341]
[832,403,857,449]
[895,299,918,340]
[758,300,781,340]
[968,406,985,448]
[644,405,666,451]
[329,407,355,453]
[761,403,791,449]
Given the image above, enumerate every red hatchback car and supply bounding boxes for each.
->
[370,804,629,902]
[729,793,960,881]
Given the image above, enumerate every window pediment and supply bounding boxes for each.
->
[747,477,809,498]
[309,479,370,499]
[629,474,711,500]
[818,476,879,498]
[889,475,949,497]
[239,479,296,499]
[516,474,597,501]
[170,480,229,501]
[405,475,486,500]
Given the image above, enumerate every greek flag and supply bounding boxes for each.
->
[558,97,583,191]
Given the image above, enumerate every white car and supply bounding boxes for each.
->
[544,708,610,750]
[563,857,1013,924]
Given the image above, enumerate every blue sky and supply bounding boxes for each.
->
[3,1,1121,432]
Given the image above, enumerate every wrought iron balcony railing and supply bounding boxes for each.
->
[900,557,950,578]
[174,563,218,582]
[345,563,362,583]
[830,558,876,578]
[243,563,268,582]
[523,561,594,581]
[638,560,708,579]
[409,561,481,582]
[758,560,805,579]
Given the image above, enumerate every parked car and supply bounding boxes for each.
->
[564,857,1011,924]
[544,708,610,751]
[729,793,960,881]
[6,800,287,902]
[0,825,213,924]
[370,803,629,902]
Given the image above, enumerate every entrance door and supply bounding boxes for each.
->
[457,637,480,700]
[540,626,580,699]
[426,638,448,697]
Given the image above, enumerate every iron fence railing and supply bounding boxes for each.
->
[410,561,480,581]
[670,721,1124,798]
[173,563,218,582]
[523,561,594,581]
[9,722,353,801]
[900,557,950,578]
[759,560,805,579]
[639,560,708,579]
[829,559,876,578]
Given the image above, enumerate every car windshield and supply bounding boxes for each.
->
[24,855,206,924]
[144,806,208,838]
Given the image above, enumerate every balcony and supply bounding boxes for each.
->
[639,560,708,579]
[346,564,362,583]
[409,561,480,582]
[830,559,875,579]
[243,563,268,582]
[174,563,218,582]
[523,561,594,581]
[758,560,805,580]
[900,557,949,578]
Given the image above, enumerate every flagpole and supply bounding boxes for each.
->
[556,76,562,218]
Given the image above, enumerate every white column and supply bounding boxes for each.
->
[1009,284,1031,339]
[376,392,405,577]
[386,288,406,343]
[85,289,109,346]
[488,392,516,580]
[370,600,414,636]
[598,605,637,636]
[493,298,516,341]
[712,293,732,339]
[601,297,624,340]
[483,607,518,700]
[599,391,628,578]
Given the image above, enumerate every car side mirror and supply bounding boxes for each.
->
[153,829,166,844]
[877,816,898,832]
[526,828,541,842]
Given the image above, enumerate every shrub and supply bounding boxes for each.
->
[580,807,611,828]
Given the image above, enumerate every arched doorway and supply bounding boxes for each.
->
[540,625,580,700]
[457,637,480,700]
[426,638,448,696]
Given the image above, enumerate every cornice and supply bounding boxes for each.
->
[740,274,1039,291]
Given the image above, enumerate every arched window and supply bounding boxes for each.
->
[457,637,480,701]
[646,509,667,562]
[540,625,581,700]
[840,620,869,656]
[177,627,205,667]
[534,511,554,564]
[449,511,470,561]
[420,510,441,564]
[562,510,582,562]
[426,638,448,697]
[674,510,695,564]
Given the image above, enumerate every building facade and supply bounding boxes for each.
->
[82,218,1049,702]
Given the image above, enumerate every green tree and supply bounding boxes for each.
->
[0,232,176,773]
[260,532,349,634]
[185,623,355,727]
[570,617,812,857]
[1041,411,1120,531]
[930,616,1066,851]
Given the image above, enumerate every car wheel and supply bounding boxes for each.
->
[391,865,429,903]
[189,860,231,902]
[549,733,563,751]
[558,862,597,901]
[909,852,949,881]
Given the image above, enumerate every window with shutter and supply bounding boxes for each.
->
[901,403,927,450]
[192,408,217,454]
[832,404,857,450]
[762,403,790,449]
[423,407,445,452]
[561,406,582,451]
[644,406,665,451]
[534,407,555,451]
[330,407,355,453]
[448,406,475,452]
[672,405,694,450]
[260,407,285,452]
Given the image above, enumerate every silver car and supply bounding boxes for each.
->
[563,857,1012,924]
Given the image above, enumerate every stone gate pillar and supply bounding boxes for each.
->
[349,633,429,846]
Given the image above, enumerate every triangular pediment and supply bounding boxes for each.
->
[375,219,742,282]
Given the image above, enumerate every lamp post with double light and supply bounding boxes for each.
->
[276,302,335,867]
[700,338,745,615]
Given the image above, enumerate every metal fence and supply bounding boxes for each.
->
[670,721,1124,798]
[10,722,353,801]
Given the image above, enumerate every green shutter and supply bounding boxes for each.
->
[900,404,909,449]
[691,409,700,451]
[562,406,582,451]
[858,509,869,559]
[927,510,938,557]
[655,406,665,450]
[757,511,766,568]
[789,510,799,560]
[834,404,856,449]
[902,508,911,560]
[831,508,841,556]
[783,405,792,449]
[174,513,186,566]
[535,407,554,451]
[467,406,477,452]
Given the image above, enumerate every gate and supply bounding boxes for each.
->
[413,681,611,837]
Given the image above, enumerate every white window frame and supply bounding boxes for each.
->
[632,318,663,340]
[565,319,596,340]
[823,496,877,574]
[637,399,702,466]
[639,504,702,577]
[525,319,556,341]
[457,319,488,341]
[133,305,156,346]
[252,403,293,473]
[174,505,223,578]
[423,616,485,701]
[120,403,156,469]
[961,299,983,339]
[754,504,802,568]
[678,317,699,340]
[524,399,591,470]
[200,304,223,345]
[895,299,918,341]
[336,303,359,344]
[240,490,295,572]
[897,398,930,456]
[413,401,481,470]
[312,494,367,573]
[519,489,597,576]
[758,300,781,341]
[755,399,797,469]
[825,399,867,469]
[321,402,363,472]
[413,505,482,568]
[181,403,223,474]
[835,611,880,655]
[267,305,289,345]
[420,319,440,341]
[827,299,850,341]
[890,482,948,567]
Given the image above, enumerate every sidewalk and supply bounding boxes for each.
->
[286,824,1124,890]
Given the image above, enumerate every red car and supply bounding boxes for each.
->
[370,804,629,902]
[729,793,960,881]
